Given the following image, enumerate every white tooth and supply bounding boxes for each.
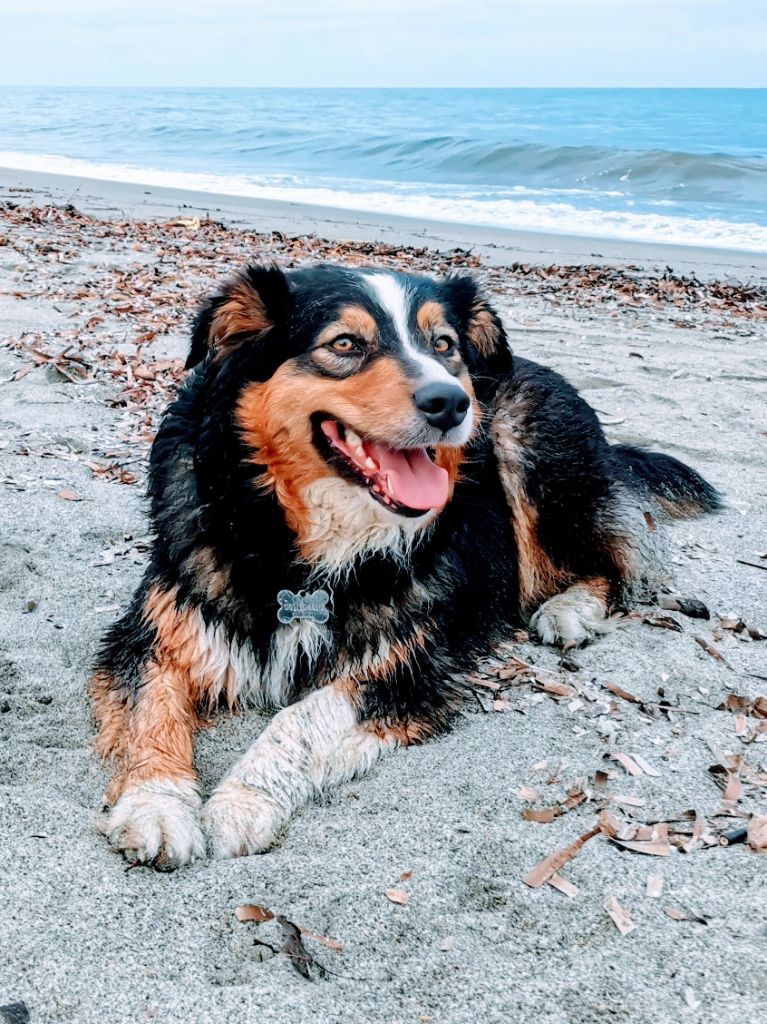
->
[346,429,362,448]
[354,445,366,459]
[364,457,377,470]
[385,477,394,497]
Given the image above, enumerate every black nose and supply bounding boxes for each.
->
[414,382,470,432]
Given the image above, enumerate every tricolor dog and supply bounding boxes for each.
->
[91,264,720,867]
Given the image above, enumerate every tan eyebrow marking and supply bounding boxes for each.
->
[315,305,378,347]
[416,300,458,341]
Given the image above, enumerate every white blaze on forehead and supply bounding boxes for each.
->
[366,272,457,387]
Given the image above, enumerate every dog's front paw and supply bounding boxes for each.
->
[202,780,284,859]
[100,779,204,869]
[530,588,611,648]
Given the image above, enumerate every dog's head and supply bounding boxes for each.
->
[189,264,511,565]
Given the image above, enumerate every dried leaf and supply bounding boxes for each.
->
[57,488,82,501]
[548,873,579,898]
[747,814,767,852]
[299,928,343,953]
[646,875,664,898]
[611,753,644,777]
[610,837,672,857]
[602,681,641,704]
[522,807,559,824]
[684,988,701,1011]
[399,870,413,882]
[535,679,578,699]
[276,915,326,980]
[723,772,743,802]
[517,785,542,802]
[384,888,410,906]
[642,613,683,632]
[664,906,708,925]
[694,635,730,666]
[234,903,274,923]
[630,753,661,778]
[718,693,767,718]
[604,896,636,936]
[658,594,709,619]
[524,826,601,888]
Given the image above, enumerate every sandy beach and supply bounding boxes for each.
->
[1,168,766,1024]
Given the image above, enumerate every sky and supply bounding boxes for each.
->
[0,0,765,88]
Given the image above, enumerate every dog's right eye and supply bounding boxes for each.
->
[328,336,359,354]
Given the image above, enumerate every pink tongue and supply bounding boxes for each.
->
[366,442,449,510]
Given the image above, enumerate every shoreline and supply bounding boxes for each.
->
[3,164,767,281]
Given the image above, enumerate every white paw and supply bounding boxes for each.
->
[530,589,611,648]
[202,780,284,859]
[100,779,204,869]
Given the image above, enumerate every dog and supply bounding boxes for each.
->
[90,263,720,868]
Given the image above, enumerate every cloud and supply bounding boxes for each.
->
[0,0,765,86]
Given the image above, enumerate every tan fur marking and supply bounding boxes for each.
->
[365,627,428,682]
[237,358,422,537]
[656,496,706,519]
[90,670,129,762]
[105,657,199,804]
[513,495,571,610]
[579,576,611,605]
[468,304,502,357]
[492,388,570,610]
[98,585,216,805]
[316,305,378,346]
[365,718,433,746]
[185,545,231,601]
[210,277,272,359]
[416,300,451,336]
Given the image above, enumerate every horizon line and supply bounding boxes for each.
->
[1,83,766,90]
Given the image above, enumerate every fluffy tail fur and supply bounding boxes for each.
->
[612,445,723,519]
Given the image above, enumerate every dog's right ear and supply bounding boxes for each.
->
[186,264,291,370]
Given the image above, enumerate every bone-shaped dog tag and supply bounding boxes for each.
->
[277,589,330,625]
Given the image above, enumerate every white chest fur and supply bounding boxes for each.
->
[196,612,330,710]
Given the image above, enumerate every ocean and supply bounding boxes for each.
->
[1,87,766,252]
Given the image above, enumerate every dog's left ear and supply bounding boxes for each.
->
[443,274,512,380]
[186,264,291,370]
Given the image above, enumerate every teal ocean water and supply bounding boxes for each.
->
[1,88,766,251]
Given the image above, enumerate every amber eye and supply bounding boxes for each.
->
[329,336,357,353]
[433,336,454,354]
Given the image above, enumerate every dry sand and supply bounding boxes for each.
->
[1,169,766,1024]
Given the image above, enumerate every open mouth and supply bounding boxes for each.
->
[317,418,450,518]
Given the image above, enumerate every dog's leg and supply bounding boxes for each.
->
[202,684,398,858]
[93,659,205,868]
[529,577,613,648]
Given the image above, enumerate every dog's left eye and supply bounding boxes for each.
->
[433,336,454,354]
[329,336,359,354]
